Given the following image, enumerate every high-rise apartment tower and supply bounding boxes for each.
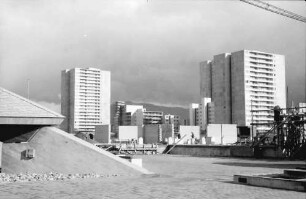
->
[61,68,111,134]
[200,50,286,132]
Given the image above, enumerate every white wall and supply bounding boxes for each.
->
[207,124,237,145]
[118,126,139,140]
[179,126,200,143]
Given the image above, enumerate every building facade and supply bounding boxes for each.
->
[189,103,199,126]
[143,111,163,125]
[163,114,180,133]
[200,50,286,132]
[61,68,111,134]
[122,105,145,126]
[111,101,125,135]
[189,98,215,132]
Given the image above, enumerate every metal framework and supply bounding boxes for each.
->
[252,107,306,159]
[240,0,306,23]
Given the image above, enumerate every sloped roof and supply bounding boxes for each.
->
[0,87,64,125]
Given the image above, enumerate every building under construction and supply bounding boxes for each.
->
[252,105,306,159]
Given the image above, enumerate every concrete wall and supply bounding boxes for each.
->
[168,145,231,157]
[230,146,254,157]
[179,126,201,143]
[118,126,138,140]
[165,145,286,159]
[231,51,246,126]
[143,125,160,144]
[95,125,110,143]
[255,146,285,159]
[165,145,253,157]
[207,124,237,145]
[1,127,151,175]
[200,61,212,98]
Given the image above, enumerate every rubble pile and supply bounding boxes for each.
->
[0,172,120,183]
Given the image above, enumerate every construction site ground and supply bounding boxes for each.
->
[0,155,305,199]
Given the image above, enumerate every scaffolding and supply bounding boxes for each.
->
[252,106,306,159]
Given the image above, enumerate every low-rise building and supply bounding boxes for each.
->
[143,111,163,125]
[163,114,180,133]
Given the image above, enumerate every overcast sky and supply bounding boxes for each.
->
[0,0,305,112]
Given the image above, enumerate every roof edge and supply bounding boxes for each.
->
[0,87,64,118]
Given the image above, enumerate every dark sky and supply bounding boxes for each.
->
[0,0,305,112]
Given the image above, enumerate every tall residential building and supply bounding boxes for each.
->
[200,50,286,132]
[61,68,111,134]
[189,98,215,132]
[111,101,125,135]
[189,103,199,126]
[198,98,214,131]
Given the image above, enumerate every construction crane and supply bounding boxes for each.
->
[240,0,306,23]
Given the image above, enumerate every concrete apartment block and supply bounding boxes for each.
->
[118,126,139,140]
[200,60,212,98]
[189,99,215,132]
[143,125,161,144]
[95,125,110,143]
[207,102,215,124]
[231,50,286,132]
[201,50,286,133]
[125,105,144,116]
[198,98,212,131]
[231,51,246,126]
[189,103,199,126]
[212,53,232,124]
[206,124,237,145]
[274,54,286,109]
[122,105,145,126]
[163,114,180,133]
[61,68,111,134]
[134,109,145,126]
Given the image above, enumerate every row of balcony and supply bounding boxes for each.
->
[249,66,274,72]
[248,51,273,58]
[248,62,274,69]
[248,74,274,80]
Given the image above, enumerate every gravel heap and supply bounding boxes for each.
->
[0,172,120,184]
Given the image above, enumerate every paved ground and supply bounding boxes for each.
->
[0,155,305,199]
